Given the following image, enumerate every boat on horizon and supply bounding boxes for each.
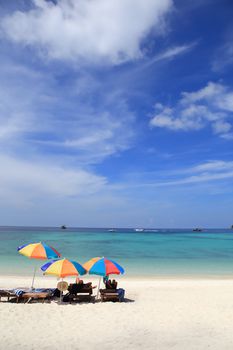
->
[192,228,202,232]
[60,225,67,229]
[134,228,144,232]
[108,228,117,232]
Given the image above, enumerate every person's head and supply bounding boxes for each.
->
[112,279,117,288]
[76,277,80,283]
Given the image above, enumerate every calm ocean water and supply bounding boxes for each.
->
[1,226,233,277]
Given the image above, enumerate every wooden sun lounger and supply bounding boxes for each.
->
[20,292,52,304]
[0,290,18,302]
[69,293,95,303]
[65,284,95,303]
[100,289,125,302]
[100,289,119,302]
[1,288,54,303]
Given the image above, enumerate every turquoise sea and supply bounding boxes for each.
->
[1,226,233,277]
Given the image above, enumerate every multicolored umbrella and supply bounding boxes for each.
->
[83,257,124,276]
[17,242,61,289]
[83,257,124,299]
[41,258,86,278]
[18,242,61,260]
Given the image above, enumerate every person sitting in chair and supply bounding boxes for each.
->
[112,279,117,289]
[68,279,84,294]
[105,279,117,290]
[105,279,112,289]
[100,279,125,302]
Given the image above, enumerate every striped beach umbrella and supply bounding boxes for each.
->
[17,242,61,289]
[41,258,86,278]
[18,242,61,260]
[83,257,124,298]
[83,257,124,276]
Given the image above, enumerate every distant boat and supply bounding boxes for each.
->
[134,228,144,232]
[231,225,233,230]
[60,225,67,229]
[108,229,116,232]
[192,228,202,232]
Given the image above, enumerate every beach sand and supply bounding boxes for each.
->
[1,276,233,350]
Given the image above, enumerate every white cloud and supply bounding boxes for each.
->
[181,81,225,103]
[151,42,197,63]
[1,0,173,64]
[150,82,233,137]
[0,115,28,140]
[212,121,231,134]
[217,92,233,112]
[140,42,197,71]
[212,36,233,71]
[0,154,107,199]
[125,160,233,188]
[181,82,233,112]
[185,160,233,173]
[0,64,44,143]
[0,60,136,164]
[221,133,233,140]
[165,170,233,186]
[150,106,203,130]
[164,160,233,186]
[0,59,137,222]
[38,109,135,163]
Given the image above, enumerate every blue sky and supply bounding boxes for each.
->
[0,0,233,228]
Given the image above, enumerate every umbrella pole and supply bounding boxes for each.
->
[97,276,101,300]
[31,265,37,290]
[60,278,63,304]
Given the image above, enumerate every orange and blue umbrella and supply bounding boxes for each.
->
[41,258,86,278]
[83,257,124,276]
[17,242,61,260]
[17,242,61,289]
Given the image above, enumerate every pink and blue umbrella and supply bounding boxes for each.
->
[83,257,124,299]
[83,257,124,276]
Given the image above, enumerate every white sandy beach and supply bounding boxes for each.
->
[1,276,233,350]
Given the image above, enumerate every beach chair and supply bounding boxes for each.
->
[21,291,52,303]
[64,282,95,303]
[7,288,55,303]
[0,290,18,302]
[100,288,125,302]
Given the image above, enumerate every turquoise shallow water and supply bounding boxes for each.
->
[1,227,233,277]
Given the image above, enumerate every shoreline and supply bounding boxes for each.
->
[2,273,233,280]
